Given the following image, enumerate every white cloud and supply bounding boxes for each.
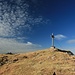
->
[0,38,42,53]
[0,0,49,53]
[67,39,75,44]
[26,42,33,45]
[55,34,66,40]
[0,0,45,37]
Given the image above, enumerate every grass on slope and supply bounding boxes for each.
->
[0,48,75,75]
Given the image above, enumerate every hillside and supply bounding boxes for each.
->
[0,47,75,75]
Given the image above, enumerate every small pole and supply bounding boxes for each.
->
[51,33,54,47]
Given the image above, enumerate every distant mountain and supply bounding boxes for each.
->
[0,47,75,75]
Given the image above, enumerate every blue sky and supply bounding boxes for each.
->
[0,0,75,54]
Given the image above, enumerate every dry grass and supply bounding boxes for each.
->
[0,48,75,75]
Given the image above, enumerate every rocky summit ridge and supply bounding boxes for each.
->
[0,47,75,75]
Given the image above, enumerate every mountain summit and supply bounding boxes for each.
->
[0,47,75,75]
